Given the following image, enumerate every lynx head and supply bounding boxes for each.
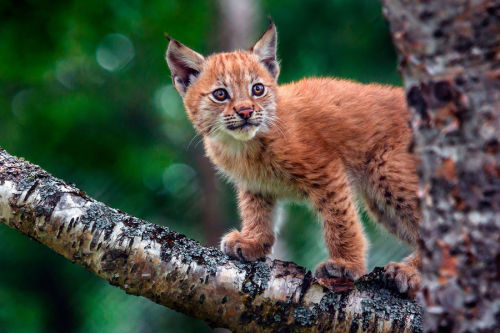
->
[166,22,279,142]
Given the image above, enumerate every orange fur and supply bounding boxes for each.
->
[166,22,421,293]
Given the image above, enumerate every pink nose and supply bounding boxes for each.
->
[235,107,253,119]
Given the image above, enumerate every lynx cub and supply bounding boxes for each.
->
[165,22,421,293]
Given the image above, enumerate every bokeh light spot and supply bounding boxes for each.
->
[162,163,198,197]
[153,85,183,119]
[11,89,34,121]
[96,33,135,72]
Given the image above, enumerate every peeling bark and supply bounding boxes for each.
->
[0,149,421,332]
[382,1,500,332]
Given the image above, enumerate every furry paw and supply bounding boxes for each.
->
[314,258,365,281]
[220,230,273,262]
[384,261,421,294]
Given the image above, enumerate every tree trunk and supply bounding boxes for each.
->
[0,149,421,332]
[196,0,263,248]
[381,1,500,332]
[216,0,261,51]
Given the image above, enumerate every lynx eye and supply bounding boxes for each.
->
[252,83,265,97]
[212,88,229,101]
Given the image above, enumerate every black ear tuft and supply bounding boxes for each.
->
[266,16,274,30]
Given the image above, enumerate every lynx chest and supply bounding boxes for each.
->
[205,139,302,199]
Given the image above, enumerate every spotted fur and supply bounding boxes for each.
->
[166,22,421,293]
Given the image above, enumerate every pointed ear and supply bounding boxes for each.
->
[166,37,205,97]
[250,21,279,80]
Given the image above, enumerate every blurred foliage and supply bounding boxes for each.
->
[0,0,409,332]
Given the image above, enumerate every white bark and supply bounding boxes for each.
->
[0,148,422,332]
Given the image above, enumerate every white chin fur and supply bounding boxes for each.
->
[226,126,259,141]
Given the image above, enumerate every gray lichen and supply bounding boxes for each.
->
[0,149,423,332]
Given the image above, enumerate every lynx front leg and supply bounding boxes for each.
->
[311,171,367,281]
[221,190,275,262]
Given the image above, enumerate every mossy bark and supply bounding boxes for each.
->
[381,1,500,332]
[0,149,421,332]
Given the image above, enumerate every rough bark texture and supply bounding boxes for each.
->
[382,1,500,332]
[0,149,422,332]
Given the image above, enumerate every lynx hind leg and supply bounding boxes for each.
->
[385,251,421,293]
[364,148,422,293]
[364,148,420,246]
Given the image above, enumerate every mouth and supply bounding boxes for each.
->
[227,120,259,131]
[224,120,260,141]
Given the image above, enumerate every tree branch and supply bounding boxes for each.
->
[0,149,422,332]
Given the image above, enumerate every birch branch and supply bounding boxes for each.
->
[0,149,422,332]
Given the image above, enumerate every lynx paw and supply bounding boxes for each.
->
[384,261,421,294]
[220,230,273,262]
[314,258,365,281]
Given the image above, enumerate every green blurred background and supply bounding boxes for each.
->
[0,0,410,331]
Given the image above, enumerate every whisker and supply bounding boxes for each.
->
[186,122,220,150]
[186,133,202,151]
[264,114,286,140]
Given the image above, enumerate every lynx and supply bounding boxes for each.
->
[165,22,421,293]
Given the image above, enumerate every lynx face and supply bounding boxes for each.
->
[166,23,280,141]
[187,52,278,141]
